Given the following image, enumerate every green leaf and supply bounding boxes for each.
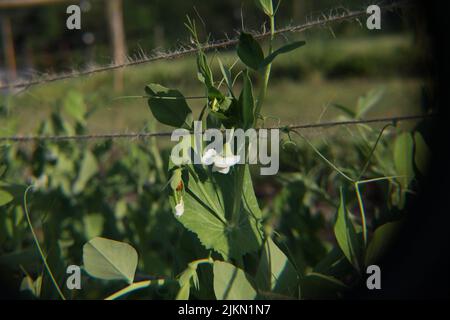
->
[329,103,356,118]
[218,58,234,98]
[173,165,262,260]
[237,32,264,70]
[414,132,430,175]
[73,151,98,194]
[366,221,402,266]
[63,91,87,123]
[240,71,255,129]
[213,261,257,300]
[83,237,138,284]
[333,187,363,271]
[176,282,191,300]
[254,0,273,16]
[356,88,384,118]
[83,213,104,240]
[260,41,306,68]
[176,265,197,300]
[197,52,214,88]
[146,84,193,129]
[255,238,299,297]
[241,166,263,220]
[394,132,415,187]
[0,189,13,207]
[20,275,42,298]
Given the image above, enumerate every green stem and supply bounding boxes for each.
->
[358,175,406,185]
[357,124,393,180]
[105,279,167,300]
[292,130,355,183]
[189,257,214,268]
[255,14,275,123]
[354,182,367,247]
[23,186,66,300]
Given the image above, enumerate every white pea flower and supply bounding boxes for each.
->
[201,148,218,166]
[174,197,184,217]
[211,154,240,174]
[201,148,240,174]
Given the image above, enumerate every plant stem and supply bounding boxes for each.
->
[357,123,393,180]
[189,257,214,268]
[23,186,66,300]
[255,14,275,123]
[354,182,367,247]
[292,129,355,183]
[105,279,169,300]
[358,175,406,185]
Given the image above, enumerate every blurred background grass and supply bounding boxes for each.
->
[2,34,424,135]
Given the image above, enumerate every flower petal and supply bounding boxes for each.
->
[213,155,240,168]
[212,165,230,174]
[201,149,218,165]
[174,198,184,217]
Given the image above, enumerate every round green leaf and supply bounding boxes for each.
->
[83,237,138,284]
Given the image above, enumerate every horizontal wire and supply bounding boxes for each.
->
[0,1,410,91]
[0,114,433,143]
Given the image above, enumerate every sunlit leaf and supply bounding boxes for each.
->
[83,237,138,284]
[172,165,262,260]
[213,261,257,300]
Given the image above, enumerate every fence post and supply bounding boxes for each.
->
[1,14,17,84]
[106,0,127,92]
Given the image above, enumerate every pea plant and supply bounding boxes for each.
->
[0,0,430,300]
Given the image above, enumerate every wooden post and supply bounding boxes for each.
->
[0,0,72,8]
[106,0,126,92]
[1,15,17,83]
